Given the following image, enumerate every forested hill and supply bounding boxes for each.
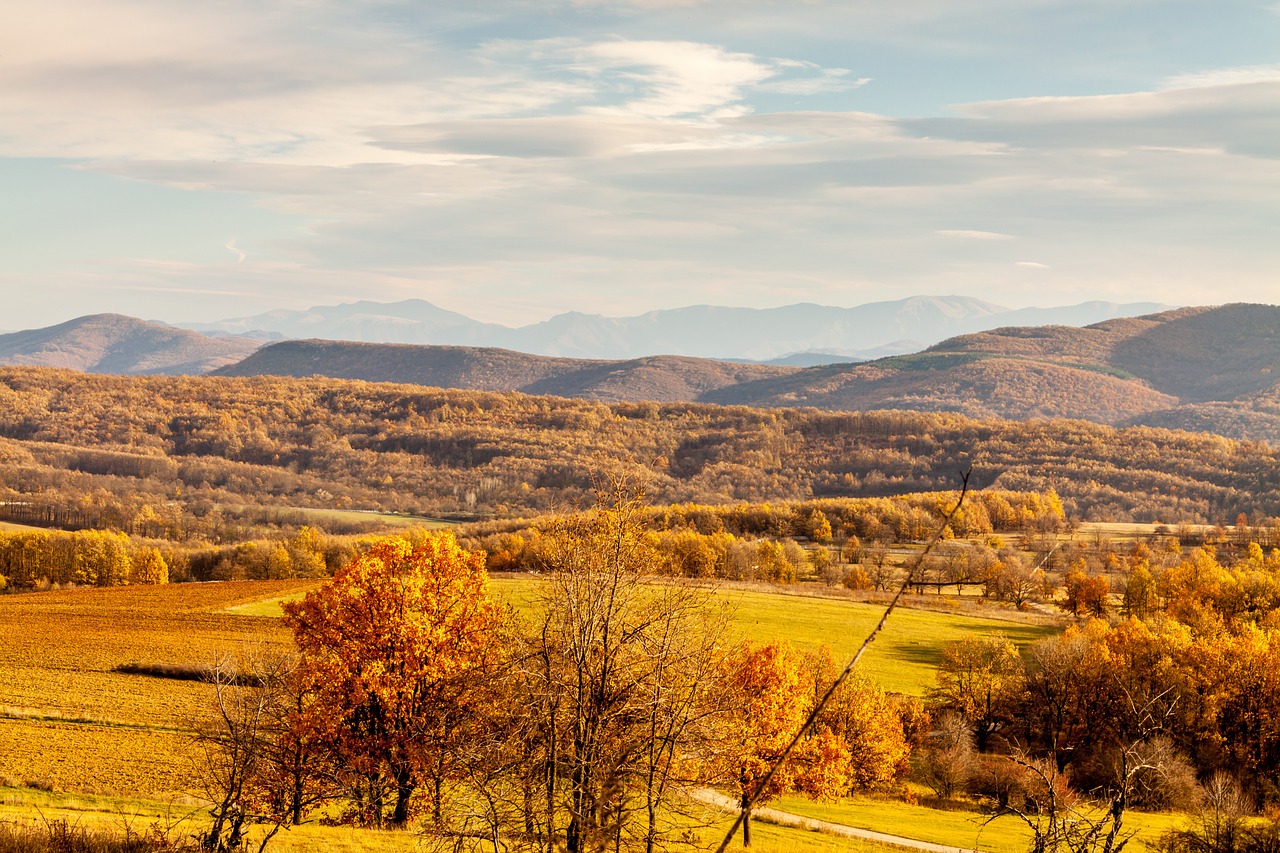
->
[213,340,798,402]
[214,304,1280,443]
[4,367,1280,526]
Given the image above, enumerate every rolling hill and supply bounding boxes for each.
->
[702,355,1179,423]
[214,303,1280,443]
[213,339,798,402]
[718,303,1280,441]
[14,303,1280,445]
[0,314,261,375]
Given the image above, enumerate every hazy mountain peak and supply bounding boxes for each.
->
[176,295,1175,362]
[0,314,261,375]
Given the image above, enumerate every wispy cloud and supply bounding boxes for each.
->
[1163,64,1280,90]
[936,229,1016,241]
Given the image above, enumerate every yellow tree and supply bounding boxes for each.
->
[930,634,1024,752]
[725,641,851,847]
[282,532,503,828]
[130,545,169,584]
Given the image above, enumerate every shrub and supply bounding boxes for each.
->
[917,712,975,799]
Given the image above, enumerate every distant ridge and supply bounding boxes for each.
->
[214,304,1280,443]
[710,304,1280,435]
[0,314,261,375]
[184,296,1171,361]
[20,301,1280,444]
[213,340,797,402]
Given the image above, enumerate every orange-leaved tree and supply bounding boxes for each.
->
[725,641,851,847]
[808,647,912,790]
[282,532,504,829]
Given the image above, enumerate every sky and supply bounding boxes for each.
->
[3,0,1278,329]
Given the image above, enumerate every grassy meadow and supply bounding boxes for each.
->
[1,573,1068,851]
[437,575,1057,697]
[772,793,1184,853]
[227,576,1057,695]
[0,785,892,853]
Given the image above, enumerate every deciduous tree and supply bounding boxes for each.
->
[281,532,503,828]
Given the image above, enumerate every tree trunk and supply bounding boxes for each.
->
[740,793,752,848]
[391,766,415,827]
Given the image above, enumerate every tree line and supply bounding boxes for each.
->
[927,540,1280,827]
[0,488,1064,591]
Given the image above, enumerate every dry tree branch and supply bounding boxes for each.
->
[714,467,973,853]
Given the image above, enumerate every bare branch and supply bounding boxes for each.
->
[714,467,972,853]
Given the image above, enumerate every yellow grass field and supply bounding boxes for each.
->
[0,785,890,853]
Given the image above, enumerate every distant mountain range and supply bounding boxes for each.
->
[182,295,1171,362]
[0,314,261,375]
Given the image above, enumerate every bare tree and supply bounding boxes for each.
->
[919,712,977,799]
[515,487,736,853]
[994,689,1177,853]
[193,651,299,853]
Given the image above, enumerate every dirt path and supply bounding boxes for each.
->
[692,789,988,853]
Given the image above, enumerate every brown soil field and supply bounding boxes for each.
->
[0,580,312,795]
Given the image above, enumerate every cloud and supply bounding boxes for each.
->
[1163,64,1280,90]
[4,1,1278,327]
[578,40,774,118]
[912,77,1280,160]
[758,68,870,96]
[936,229,1016,240]
[1015,261,1049,269]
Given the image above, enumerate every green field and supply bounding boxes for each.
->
[706,585,1054,696]
[222,504,454,530]
[773,793,1185,853]
[234,577,1057,696]
[490,577,1056,696]
[284,507,454,529]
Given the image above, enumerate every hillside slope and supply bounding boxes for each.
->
[0,314,261,375]
[711,304,1280,433]
[707,355,1179,423]
[5,367,1280,524]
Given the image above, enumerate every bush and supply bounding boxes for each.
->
[970,755,1036,809]
[917,712,975,799]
